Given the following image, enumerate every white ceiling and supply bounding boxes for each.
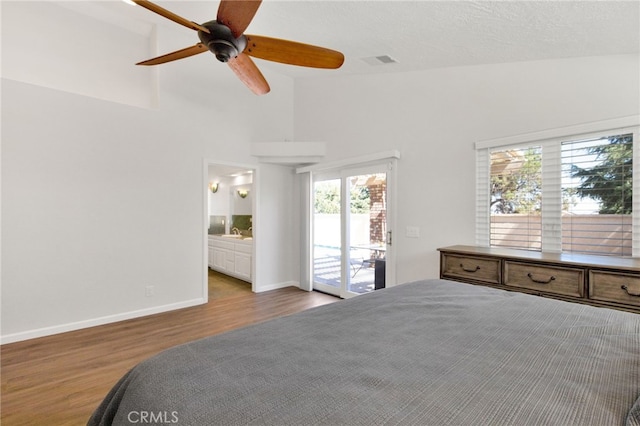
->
[67,0,640,80]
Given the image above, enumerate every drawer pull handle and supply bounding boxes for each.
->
[527,273,555,284]
[460,264,480,273]
[621,285,640,297]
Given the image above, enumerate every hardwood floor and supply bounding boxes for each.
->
[1,270,338,425]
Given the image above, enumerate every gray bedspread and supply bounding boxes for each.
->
[89,279,640,425]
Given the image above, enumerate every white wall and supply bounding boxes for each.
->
[231,185,253,215]
[294,54,640,285]
[254,164,299,291]
[208,177,232,219]
[1,1,156,108]
[1,3,295,342]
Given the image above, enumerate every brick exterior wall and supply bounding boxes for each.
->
[369,183,386,244]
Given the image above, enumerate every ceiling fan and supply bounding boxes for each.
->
[131,0,345,95]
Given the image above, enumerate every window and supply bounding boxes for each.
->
[476,119,639,257]
[490,147,542,250]
[561,134,633,256]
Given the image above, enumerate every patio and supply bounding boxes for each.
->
[313,246,378,294]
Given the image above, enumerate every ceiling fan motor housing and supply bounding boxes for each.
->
[198,21,247,63]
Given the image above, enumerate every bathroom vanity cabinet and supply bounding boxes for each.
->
[208,235,253,283]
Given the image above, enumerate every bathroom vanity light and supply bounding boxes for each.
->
[237,189,249,198]
[209,182,219,193]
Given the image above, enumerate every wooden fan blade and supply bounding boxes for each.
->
[137,44,208,66]
[132,0,209,33]
[227,53,270,95]
[244,35,344,69]
[217,0,262,38]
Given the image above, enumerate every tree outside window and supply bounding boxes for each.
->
[569,134,633,215]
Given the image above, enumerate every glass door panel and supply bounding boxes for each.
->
[347,172,387,294]
[312,178,342,296]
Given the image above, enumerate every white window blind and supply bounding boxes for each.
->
[541,141,562,252]
[475,148,490,246]
[476,117,640,257]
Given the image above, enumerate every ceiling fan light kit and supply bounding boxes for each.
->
[131,0,344,95]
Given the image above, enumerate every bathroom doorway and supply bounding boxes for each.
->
[204,160,256,300]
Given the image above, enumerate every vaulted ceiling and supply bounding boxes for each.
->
[64,0,640,80]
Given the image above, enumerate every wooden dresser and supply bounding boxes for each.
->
[438,245,640,314]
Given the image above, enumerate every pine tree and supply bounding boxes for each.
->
[571,135,633,214]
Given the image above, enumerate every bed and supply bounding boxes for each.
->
[89,279,640,425]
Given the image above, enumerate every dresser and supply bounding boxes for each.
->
[438,245,640,313]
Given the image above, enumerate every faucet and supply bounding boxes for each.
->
[231,227,240,235]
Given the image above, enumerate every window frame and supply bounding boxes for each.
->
[476,116,640,257]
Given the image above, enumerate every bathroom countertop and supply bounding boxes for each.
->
[209,234,253,242]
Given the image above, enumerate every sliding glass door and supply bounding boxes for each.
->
[312,164,390,298]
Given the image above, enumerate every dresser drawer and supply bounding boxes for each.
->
[441,253,501,285]
[589,270,640,308]
[504,261,584,298]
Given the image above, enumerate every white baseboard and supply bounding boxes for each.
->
[255,281,299,293]
[0,297,207,345]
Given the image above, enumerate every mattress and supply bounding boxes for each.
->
[89,279,640,425]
